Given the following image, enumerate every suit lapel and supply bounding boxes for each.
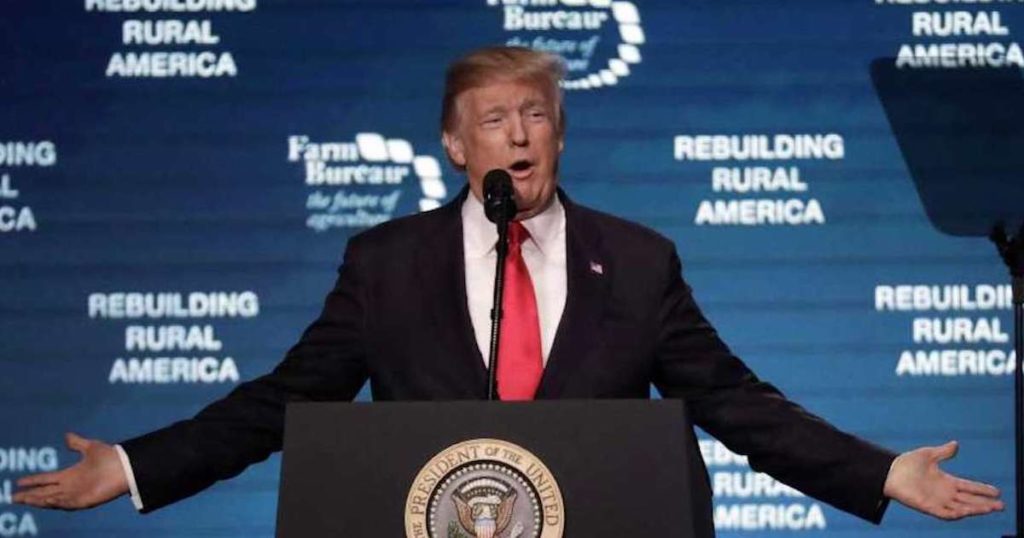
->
[415,188,488,397]
[536,192,610,399]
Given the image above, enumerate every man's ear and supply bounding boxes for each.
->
[442,131,467,168]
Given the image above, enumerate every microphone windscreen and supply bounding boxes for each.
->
[482,169,516,223]
[483,169,513,199]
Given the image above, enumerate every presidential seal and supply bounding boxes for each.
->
[405,439,564,538]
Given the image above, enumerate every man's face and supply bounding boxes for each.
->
[443,77,563,220]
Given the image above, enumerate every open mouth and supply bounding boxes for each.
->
[508,159,534,177]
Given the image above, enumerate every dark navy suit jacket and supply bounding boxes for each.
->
[122,188,896,526]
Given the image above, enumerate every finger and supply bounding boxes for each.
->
[65,432,90,453]
[933,440,958,462]
[12,494,52,509]
[944,500,989,520]
[16,471,61,488]
[951,497,1001,517]
[956,477,1001,498]
[955,491,1005,511]
[13,484,64,508]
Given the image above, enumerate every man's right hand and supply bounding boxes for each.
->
[13,432,129,510]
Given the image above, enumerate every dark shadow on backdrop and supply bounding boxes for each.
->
[870,59,1023,237]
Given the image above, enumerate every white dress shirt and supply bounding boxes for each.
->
[118,191,570,511]
[462,192,567,364]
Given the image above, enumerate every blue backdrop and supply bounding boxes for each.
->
[2,0,1020,536]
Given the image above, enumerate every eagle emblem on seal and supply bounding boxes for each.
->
[452,477,518,538]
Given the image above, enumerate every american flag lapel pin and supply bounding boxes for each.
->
[589,260,604,275]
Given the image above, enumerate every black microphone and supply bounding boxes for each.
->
[483,169,517,224]
[482,169,517,400]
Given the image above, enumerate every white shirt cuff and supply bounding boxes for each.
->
[113,444,144,511]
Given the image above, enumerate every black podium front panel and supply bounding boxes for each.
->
[277,399,712,537]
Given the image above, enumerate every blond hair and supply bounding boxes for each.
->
[440,45,567,137]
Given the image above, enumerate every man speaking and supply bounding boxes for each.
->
[14,46,1004,527]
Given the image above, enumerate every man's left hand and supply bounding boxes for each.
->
[884,440,1004,520]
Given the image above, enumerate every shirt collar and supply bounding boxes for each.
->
[462,188,565,258]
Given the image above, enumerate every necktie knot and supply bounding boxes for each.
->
[507,221,530,249]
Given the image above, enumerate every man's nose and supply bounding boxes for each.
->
[508,115,528,147]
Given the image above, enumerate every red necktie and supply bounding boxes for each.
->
[497,221,543,401]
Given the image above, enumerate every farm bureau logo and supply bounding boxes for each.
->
[489,0,645,90]
[288,134,446,232]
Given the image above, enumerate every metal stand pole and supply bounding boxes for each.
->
[992,224,1024,538]
[486,217,510,401]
